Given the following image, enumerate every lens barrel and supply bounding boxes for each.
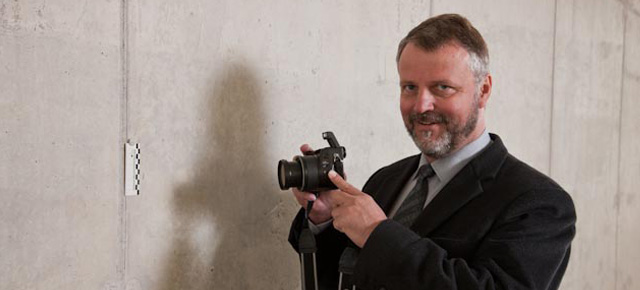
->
[278,159,303,190]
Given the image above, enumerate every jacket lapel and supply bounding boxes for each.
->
[374,155,420,214]
[411,166,484,236]
[411,134,508,236]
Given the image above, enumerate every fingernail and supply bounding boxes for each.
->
[328,170,337,178]
[309,194,317,201]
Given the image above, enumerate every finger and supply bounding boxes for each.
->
[300,144,314,155]
[330,207,346,232]
[325,189,348,208]
[333,220,344,233]
[292,188,316,202]
[328,170,362,195]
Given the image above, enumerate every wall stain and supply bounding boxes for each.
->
[0,2,6,29]
[0,0,51,32]
[75,0,88,29]
[616,0,640,18]
[0,0,20,31]
[12,0,20,22]
[626,70,640,82]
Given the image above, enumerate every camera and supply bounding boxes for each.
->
[278,132,347,192]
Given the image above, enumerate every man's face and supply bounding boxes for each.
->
[398,42,485,160]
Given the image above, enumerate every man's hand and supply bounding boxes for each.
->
[290,144,335,224]
[327,170,387,248]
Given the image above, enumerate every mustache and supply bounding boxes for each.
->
[409,111,447,124]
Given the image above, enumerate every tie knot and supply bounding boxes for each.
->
[417,164,436,180]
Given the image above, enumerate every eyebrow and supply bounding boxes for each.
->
[399,79,458,87]
[429,79,455,85]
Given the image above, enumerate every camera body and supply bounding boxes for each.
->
[278,132,346,192]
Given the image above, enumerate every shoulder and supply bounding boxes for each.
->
[499,154,565,194]
[473,135,574,213]
[489,154,575,218]
[477,134,569,199]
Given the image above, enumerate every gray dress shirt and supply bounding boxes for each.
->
[388,130,491,218]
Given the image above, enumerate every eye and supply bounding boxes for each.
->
[402,84,417,93]
[432,83,456,97]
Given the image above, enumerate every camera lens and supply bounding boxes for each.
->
[278,159,303,190]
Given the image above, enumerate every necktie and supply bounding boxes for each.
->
[393,164,436,228]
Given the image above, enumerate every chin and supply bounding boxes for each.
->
[411,129,453,158]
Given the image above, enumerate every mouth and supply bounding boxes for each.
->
[416,119,439,126]
[411,112,445,127]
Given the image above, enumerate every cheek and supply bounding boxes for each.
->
[439,99,467,122]
[400,102,412,124]
[400,98,413,115]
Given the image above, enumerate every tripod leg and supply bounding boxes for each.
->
[300,253,318,290]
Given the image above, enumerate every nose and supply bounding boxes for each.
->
[414,88,435,113]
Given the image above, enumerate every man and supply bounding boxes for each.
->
[289,14,576,290]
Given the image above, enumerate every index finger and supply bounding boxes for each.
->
[300,144,314,155]
[328,170,361,196]
[324,189,349,207]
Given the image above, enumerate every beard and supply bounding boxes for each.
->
[406,96,479,159]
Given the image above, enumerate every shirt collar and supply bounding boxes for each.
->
[416,130,492,184]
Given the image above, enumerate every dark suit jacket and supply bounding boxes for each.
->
[289,134,576,290]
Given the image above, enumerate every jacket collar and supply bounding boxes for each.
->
[411,133,508,235]
[375,156,421,214]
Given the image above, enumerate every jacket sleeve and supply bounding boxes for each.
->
[353,188,576,290]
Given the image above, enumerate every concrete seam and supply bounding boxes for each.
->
[120,0,130,288]
[549,0,558,176]
[122,0,129,140]
[614,8,628,290]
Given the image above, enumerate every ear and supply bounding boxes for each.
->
[477,74,492,109]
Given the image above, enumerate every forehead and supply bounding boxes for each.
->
[398,42,473,83]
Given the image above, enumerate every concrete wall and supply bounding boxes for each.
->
[1,0,639,289]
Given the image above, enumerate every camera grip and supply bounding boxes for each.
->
[334,158,345,179]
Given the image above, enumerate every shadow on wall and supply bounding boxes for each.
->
[158,61,298,290]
